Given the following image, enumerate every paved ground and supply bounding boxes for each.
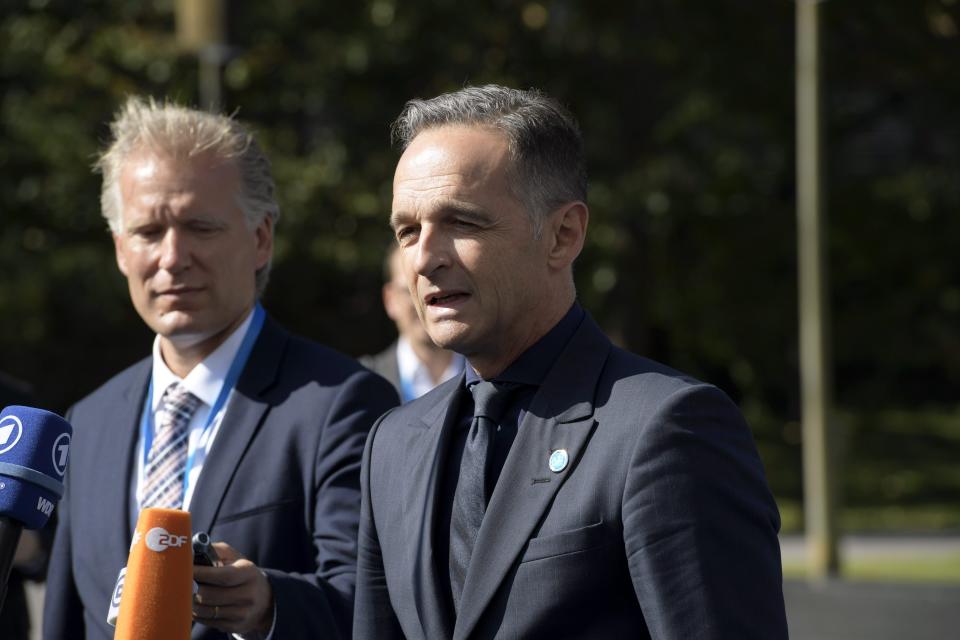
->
[781,534,960,640]
[785,579,960,640]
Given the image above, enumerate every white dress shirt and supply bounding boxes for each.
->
[134,309,256,513]
[396,336,464,401]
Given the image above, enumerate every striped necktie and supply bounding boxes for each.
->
[142,382,202,509]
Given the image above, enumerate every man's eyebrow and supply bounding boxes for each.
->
[123,219,158,233]
[444,203,489,221]
[389,211,409,230]
[390,201,491,230]
[183,212,228,226]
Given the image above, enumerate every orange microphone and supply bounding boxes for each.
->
[113,508,193,640]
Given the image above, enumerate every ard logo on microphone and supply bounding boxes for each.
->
[135,526,189,553]
[0,414,23,455]
[51,432,71,476]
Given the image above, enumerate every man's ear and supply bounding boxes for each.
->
[546,201,589,271]
[383,283,401,322]
[254,214,274,270]
[113,234,129,276]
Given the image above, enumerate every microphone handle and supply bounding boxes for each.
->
[0,515,25,612]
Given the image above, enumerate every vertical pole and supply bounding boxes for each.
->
[198,48,223,113]
[796,0,839,578]
[175,0,226,112]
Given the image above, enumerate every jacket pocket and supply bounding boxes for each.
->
[216,498,299,524]
[520,520,606,563]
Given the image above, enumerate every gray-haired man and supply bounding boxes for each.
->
[354,85,787,639]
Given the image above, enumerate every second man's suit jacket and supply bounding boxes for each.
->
[354,314,787,639]
[44,317,398,640]
[359,342,401,397]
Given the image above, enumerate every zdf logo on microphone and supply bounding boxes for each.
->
[144,527,189,552]
[0,415,23,455]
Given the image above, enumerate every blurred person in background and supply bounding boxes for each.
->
[361,243,463,402]
[354,85,788,639]
[43,98,397,640]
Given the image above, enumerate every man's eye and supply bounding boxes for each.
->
[396,227,418,242]
[133,226,162,239]
[454,218,480,230]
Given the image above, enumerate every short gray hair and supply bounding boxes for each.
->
[391,85,587,236]
[96,96,280,296]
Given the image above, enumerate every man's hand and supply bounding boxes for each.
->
[192,542,274,636]
[13,530,43,568]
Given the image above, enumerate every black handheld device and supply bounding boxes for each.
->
[192,532,220,567]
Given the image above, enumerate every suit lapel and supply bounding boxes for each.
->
[405,374,464,640]
[101,360,149,555]
[454,318,611,640]
[189,318,286,534]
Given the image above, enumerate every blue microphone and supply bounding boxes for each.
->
[0,405,72,609]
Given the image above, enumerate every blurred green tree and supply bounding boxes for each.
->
[1,0,958,525]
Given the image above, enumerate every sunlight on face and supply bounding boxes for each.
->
[114,150,272,356]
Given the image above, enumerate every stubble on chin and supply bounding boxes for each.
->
[425,321,470,356]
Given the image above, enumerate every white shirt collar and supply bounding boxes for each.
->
[151,309,255,410]
[396,336,463,399]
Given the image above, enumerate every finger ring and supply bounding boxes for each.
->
[213,605,219,620]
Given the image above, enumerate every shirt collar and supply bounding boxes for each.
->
[397,336,465,396]
[151,308,256,411]
[396,336,426,386]
[465,302,585,388]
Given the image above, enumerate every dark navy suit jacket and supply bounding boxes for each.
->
[359,342,401,398]
[354,314,787,639]
[44,317,398,640]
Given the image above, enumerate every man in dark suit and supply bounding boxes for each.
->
[361,244,463,402]
[43,97,397,640]
[354,85,788,639]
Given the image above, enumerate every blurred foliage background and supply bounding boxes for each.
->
[1,0,958,532]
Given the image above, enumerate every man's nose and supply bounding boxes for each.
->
[157,228,191,273]
[413,225,451,277]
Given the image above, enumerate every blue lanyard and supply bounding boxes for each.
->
[139,304,266,501]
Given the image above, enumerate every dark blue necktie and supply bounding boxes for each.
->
[449,380,516,612]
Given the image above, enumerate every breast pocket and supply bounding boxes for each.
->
[520,520,607,563]
[215,497,299,524]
